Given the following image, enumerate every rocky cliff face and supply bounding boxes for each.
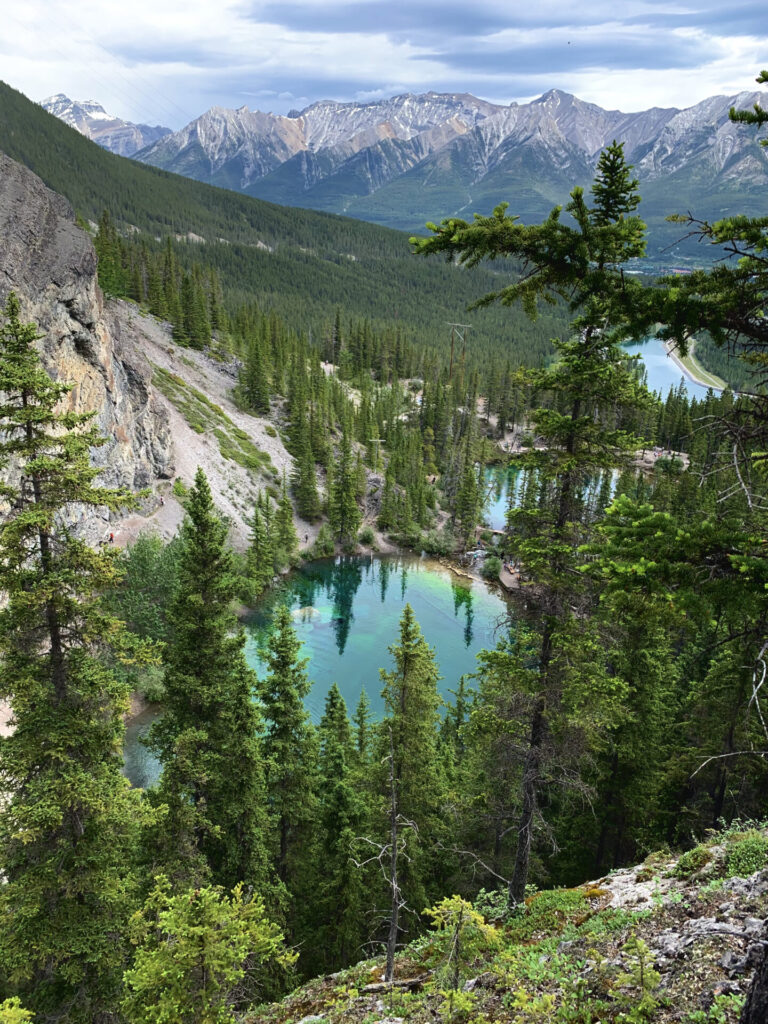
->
[0,153,174,523]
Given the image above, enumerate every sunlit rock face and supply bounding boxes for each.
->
[0,153,174,538]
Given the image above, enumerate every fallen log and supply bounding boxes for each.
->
[362,972,431,993]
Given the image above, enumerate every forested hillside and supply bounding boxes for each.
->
[0,80,567,371]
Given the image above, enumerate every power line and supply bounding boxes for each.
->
[446,323,471,382]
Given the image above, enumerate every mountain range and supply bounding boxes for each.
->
[41,94,171,156]
[43,88,768,258]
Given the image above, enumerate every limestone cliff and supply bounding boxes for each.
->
[0,152,174,530]
[0,151,312,552]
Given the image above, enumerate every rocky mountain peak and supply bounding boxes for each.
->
[45,86,768,238]
[41,94,171,157]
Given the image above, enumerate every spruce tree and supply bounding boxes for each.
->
[310,684,366,971]
[329,430,362,544]
[258,605,316,889]
[352,688,372,766]
[247,503,275,597]
[149,468,270,892]
[274,475,299,562]
[94,208,125,296]
[378,604,444,924]
[0,294,148,1020]
[293,437,321,521]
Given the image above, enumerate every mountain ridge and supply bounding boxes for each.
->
[120,86,768,247]
[40,85,768,259]
[41,94,171,157]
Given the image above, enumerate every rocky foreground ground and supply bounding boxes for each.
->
[246,825,768,1024]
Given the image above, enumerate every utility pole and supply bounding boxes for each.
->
[447,323,471,382]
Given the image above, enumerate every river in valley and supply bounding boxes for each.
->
[124,554,511,787]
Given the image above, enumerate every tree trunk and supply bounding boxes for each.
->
[508,699,545,904]
[740,937,768,1024]
[385,729,399,984]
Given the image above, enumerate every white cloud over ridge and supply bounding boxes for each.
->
[2,0,766,127]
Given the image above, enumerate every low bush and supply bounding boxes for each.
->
[675,845,712,879]
[358,525,375,546]
[419,528,455,557]
[481,555,502,580]
[726,830,768,877]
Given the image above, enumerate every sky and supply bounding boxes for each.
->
[2,1,767,129]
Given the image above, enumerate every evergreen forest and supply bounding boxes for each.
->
[0,68,767,1024]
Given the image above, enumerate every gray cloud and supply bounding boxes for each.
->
[422,33,710,77]
[7,0,768,126]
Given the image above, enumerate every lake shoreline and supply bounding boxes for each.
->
[662,338,725,393]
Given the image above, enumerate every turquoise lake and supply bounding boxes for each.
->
[629,337,718,401]
[124,555,511,787]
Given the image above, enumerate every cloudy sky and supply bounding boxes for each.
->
[3,1,767,128]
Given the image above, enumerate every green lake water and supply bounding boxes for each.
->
[124,554,511,787]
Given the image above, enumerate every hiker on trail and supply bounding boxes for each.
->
[108,533,114,544]
[159,495,165,506]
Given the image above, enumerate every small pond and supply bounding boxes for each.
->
[482,466,618,532]
[124,554,511,786]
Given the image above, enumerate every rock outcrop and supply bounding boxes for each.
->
[0,152,174,533]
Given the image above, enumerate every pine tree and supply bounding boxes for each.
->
[258,605,316,889]
[0,294,148,1020]
[149,468,270,893]
[415,142,651,902]
[330,430,362,544]
[352,688,372,767]
[293,436,321,521]
[240,334,271,414]
[94,208,125,295]
[309,685,366,971]
[378,461,398,532]
[274,475,299,562]
[454,444,483,546]
[378,604,444,924]
[247,503,275,596]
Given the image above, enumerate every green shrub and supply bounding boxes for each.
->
[507,888,590,942]
[615,934,661,1021]
[481,555,502,580]
[138,665,166,705]
[358,525,375,546]
[726,830,768,877]
[0,998,33,1022]
[420,527,456,556]
[473,887,509,924]
[675,845,712,879]
[312,524,335,557]
[172,478,188,499]
[264,424,277,437]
